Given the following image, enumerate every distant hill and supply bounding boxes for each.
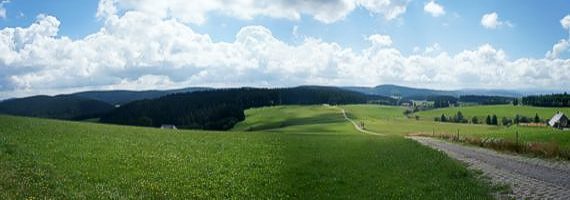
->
[344,85,457,99]
[73,87,211,105]
[0,95,114,120]
[101,86,395,130]
[344,84,531,99]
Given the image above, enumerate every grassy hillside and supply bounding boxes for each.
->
[416,105,570,122]
[0,106,495,199]
[343,105,570,149]
[0,95,114,120]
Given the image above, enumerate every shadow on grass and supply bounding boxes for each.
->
[243,113,345,132]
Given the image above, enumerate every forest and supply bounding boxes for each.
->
[522,93,570,107]
[459,95,514,105]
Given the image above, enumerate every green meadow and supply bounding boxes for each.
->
[0,105,496,199]
[415,105,570,123]
[343,105,570,149]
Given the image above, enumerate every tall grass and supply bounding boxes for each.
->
[410,132,570,160]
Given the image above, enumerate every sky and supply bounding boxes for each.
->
[0,0,569,99]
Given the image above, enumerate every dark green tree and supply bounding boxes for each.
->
[534,113,540,123]
[486,115,492,125]
[502,117,512,126]
[440,114,447,122]
[491,115,498,125]
[456,111,464,122]
[471,116,479,124]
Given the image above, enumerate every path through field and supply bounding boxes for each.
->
[335,107,385,136]
[409,136,570,200]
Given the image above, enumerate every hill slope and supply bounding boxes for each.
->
[344,84,525,98]
[0,95,114,120]
[0,108,493,199]
[73,87,210,105]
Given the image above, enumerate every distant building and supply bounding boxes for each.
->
[548,112,569,129]
[160,124,177,129]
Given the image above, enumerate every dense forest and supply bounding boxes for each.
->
[0,95,114,120]
[459,95,514,105]
[100,86,395,130]
[522,93,570,107]
[429,96,458,108]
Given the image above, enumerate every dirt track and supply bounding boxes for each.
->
[410,136,570,200]
[339,108,384,136]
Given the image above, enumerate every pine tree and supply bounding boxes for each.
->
[471,116,479,124]
[486,115,492,125]
[491,115,498,125]
[440,114,447,122]
[534,113,540,123]
[456,111,464,122]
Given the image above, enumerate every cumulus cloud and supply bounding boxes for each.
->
[367,34,392,47]
[481,12,513,29]
[423,1,445,17]
[561,15,570,31]
[96,0,409,24]
[1,8,570,98]
[546,39,570,59]
[546,15,570,59]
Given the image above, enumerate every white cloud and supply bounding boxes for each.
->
[546,39,570,59]
[96,0,409,24]
[423,1,445,17]
[0,0,9,20]
[367,34,392,47]
[561,15,570,31]
[481,12,513,29]
[546,15,570,59]
[1,9,570,99]
[356,0,408,21]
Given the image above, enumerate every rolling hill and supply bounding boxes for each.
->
[344,84,537,99]
[73,87,210,105]
[0,107,494,199]
[0,95,114,120]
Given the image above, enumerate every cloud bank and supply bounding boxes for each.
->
[96,0,409,24]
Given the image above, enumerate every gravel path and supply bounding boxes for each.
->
[339,108,385,136]
[409,136,570,200]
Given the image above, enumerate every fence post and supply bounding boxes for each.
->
[456,129,459,141]
[515,130,520,153]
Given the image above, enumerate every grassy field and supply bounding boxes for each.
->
[0,105,496,199]
[343,105,570,150]
[415,105,570,123]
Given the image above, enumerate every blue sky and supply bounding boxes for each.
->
[0,0,569,98]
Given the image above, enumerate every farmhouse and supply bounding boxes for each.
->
[160,124,177,129]
[548,112,569,129]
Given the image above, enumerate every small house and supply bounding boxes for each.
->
[548,112,569,129]
[160,124,177,129]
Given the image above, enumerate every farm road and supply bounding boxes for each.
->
[333,106,384,136]
[409,136,570,200]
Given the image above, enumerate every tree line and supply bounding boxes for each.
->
[522,93,570,107]
[459,95,514,105]
[435,111,544,126]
